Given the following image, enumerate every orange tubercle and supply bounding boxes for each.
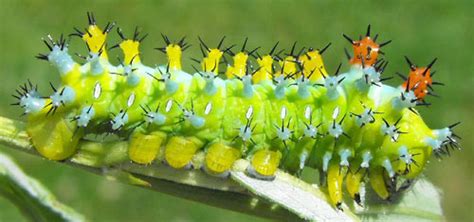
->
[350,36,380,66]
[402,67,432,100]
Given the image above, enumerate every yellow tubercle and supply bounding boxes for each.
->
[128,131,167,164]
[164,136,203,169]
[202,49,223,73]
[205,143,241,174]
[278,56,297,78]
[369,167,390,200]
[119,40,141,65]
[253,55,274,83]
[82,25,108,58]
[327,163,345,209]
[250,149,282,176]
[298,50,328,81]
[225,52,248,79]
[166,44,182,70]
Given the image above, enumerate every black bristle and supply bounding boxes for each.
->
[379,40,392,47]
[404,56,416,70]
[342,34,354,44]
[344,48,351,60]
[319,42,332,55]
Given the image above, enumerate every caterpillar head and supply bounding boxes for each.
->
[343,25,391,67]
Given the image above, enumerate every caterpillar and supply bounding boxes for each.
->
[12,12,461,210]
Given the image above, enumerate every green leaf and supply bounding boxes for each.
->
[358,178,444,221]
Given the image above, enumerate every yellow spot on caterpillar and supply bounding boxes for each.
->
[119,40,141,65]
[26,113,82,160]
[253,55,274,83]
[83,25,108,58]
[166,44,182,70]
[164,136,203,169]
[202,49,223,73]
[327,163,345,208]
[298,50,328,81]
[369,167,390,200]
[225,52,248,79]
[250,149,282,176]
[204,143,240,174]
[128,131,167,164]
[278,56,297,78]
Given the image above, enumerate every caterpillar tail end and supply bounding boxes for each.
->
[26,113,82,161]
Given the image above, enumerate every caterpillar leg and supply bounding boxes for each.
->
[369,167,390,200]
[247,149,282,180]
[27,114,82,161]
[346,168,366,206]
[128,131,167,164]
[327,163,345,210]
[203,142,240,177]
[164,136,203,169]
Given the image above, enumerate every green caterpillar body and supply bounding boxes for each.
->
[14,13,460,209]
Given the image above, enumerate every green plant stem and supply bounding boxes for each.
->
[0,153,85,221]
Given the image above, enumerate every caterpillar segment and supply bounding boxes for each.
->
[15,14,461,210]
